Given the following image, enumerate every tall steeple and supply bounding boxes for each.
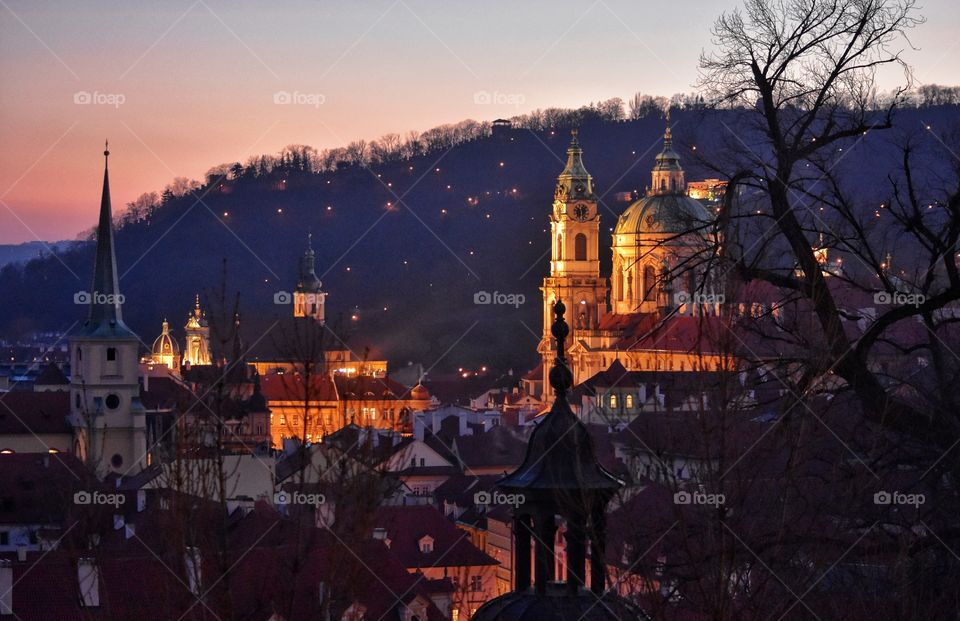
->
[294,232,326,322]
[651,110,685,194]
[554,129,595,202]
[84,141,134,338]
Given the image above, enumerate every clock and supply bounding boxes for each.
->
[571,203,591,221]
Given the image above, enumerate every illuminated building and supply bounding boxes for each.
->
[149,319,180,371]
[293,233,326,322]
[183,294,212,366]
[538,124,727,398]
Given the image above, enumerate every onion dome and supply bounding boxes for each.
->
[297,233,323,294]
[151,319,180,358]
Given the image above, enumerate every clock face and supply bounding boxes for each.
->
[572,203,591,221]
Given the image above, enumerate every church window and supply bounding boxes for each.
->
[556,234,563,260]
[75,394,81,408]
[106,347,117,361]
[110,453,123,468]
[105,394,120,410]
[574,233,587,261]
[280,414,286,425]
[643,265,657,301]
[609,395,617,408]
[626,395,634,409]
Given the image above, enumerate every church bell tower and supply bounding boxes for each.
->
[538,130,608,396]
[69,143,147,476]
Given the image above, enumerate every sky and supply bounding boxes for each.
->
[0,0,957,244]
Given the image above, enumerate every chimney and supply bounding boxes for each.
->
[184,547,201,596]
[0,559,11,616]
[124,523,136,540]
[78,558,100,607]
[15,547,25,563]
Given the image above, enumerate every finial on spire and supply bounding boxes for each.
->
[570,128,579,146]
[549,299,574,396]
[104,139,110,158]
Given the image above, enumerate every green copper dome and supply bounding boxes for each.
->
[615,193,712,236]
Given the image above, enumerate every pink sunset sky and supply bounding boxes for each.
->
[1,0,957,244]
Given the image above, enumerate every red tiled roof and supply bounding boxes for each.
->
[260,373,338,401]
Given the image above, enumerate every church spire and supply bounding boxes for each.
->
[651,111,685,195]
[555,128,595,201]
[85,141,133,337]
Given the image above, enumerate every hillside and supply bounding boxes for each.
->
[2,105,958,372]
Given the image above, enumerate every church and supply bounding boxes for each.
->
[537,123,729,399]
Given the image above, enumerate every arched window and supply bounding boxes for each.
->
[574,233,587,261]
[625,394,634,409]
[643,264,657,301]
[609,395,617,408]
[556,234,563,261]
[660,178,666,191]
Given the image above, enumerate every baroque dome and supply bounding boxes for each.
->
[615,192,712,236]
[151,320,179,357]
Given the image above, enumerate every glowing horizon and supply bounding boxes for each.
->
[1,0,957,244]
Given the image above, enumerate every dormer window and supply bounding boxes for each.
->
[418,535,434,554]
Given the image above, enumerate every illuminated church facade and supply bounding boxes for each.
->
[538,125,727,397]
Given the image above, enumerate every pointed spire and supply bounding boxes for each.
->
[297,233,322,293]
[85,141,133,337]
[555,128,595,200]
